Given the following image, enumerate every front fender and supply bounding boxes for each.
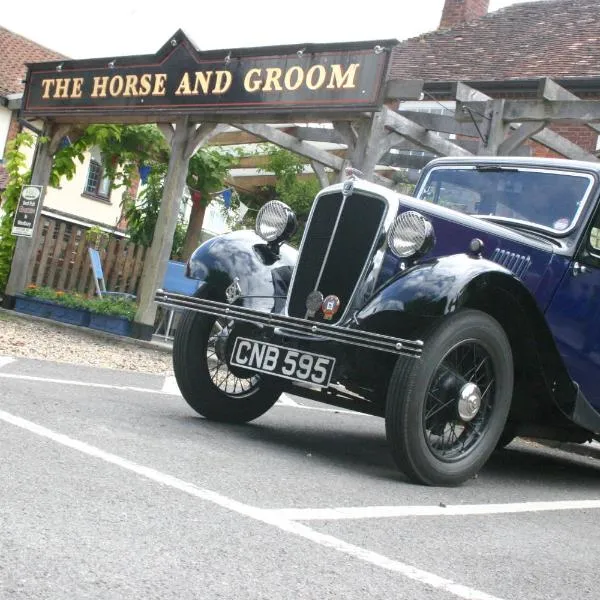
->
[187,229,297,311]
[356,253,598,435]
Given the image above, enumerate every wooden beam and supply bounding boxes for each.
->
[332,121,357,148]
[311,160,330,188]
[501,100,600,123]
[530,128,599,162]
[498,121,546,155]
[158,123,174,144]
[383,107,473,157]
[284,126,346,144]
[539,78,600,135]
[184,123,228,160]
[455,82,491,102]
[208,129,263,146]
[384,79,424,101]
[232,123,344,170]
[398,110,481,137]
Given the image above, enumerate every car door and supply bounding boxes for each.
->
[545,208,600,411]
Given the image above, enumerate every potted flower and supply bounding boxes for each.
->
[86,295,137,336]
[16,285,91,326]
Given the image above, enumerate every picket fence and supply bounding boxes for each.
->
[29,214,147,295]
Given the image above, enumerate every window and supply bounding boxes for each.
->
[83,151,111,200]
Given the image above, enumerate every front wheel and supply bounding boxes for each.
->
[173,311,281,423]
[385,309,513,486]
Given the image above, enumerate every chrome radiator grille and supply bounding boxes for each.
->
[286,191,387,324]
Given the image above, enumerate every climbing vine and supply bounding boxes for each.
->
[0,132,35,293]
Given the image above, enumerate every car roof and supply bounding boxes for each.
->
[425,155,600,174]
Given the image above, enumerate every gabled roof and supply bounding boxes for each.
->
[390,0,600,82]
[0,26,65,96]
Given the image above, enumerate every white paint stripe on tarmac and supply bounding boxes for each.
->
[0,408,505,600]
[160,375,180,395]
[0,356,15,369]
[265,499,600,521]
[0,372,169,395]
[0,372,368,416]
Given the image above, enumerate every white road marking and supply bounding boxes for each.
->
[0,356,15,369]
[0,372,369,416]
[0,372,169,395]
[0,408,506,600]
[265,499,600,521]
[161,375,180,395]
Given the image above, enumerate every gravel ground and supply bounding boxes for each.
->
[0,310,173,374]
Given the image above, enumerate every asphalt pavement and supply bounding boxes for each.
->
[1,355,600,600]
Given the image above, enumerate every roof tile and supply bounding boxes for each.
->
[0,26,66,96]
[391,0,600,82]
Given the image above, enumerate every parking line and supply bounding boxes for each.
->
[265,499,600,521]
[0,371,369,416]
[0,357,15,369]
[0,408,505,600]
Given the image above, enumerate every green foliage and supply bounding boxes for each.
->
[50,124,170,195]
[24,285,137,320]
[85,225,110,249]
[171,221,187,260]
[186,148,234,205]
[122,148,232,253]
[0,132,34,293]
[121,162,168,248]
[259,145,321,245]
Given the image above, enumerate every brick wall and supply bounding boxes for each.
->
[439,0,490,29]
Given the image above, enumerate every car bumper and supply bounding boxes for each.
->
[154,290,424,358]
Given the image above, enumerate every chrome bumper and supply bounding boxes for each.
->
[155,290,423,358]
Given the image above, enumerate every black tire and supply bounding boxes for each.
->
[385,309,513,486]
[173,310,281,423]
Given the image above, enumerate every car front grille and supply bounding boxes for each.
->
[286,190,387,324]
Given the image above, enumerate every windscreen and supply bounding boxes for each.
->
[416,166,594,233]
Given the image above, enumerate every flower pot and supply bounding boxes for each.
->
[88,313,132,336]
[15,295,91,326]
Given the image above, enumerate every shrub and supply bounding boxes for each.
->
[23,285,137,320]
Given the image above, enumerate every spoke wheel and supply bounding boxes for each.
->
[424,341,495,462]
[385,309,513,486]
[173,310,282,423]
[206,319,260,397]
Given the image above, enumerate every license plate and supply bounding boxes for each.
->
[230,337,335,387]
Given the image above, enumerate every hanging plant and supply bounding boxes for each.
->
[0,132,35,293]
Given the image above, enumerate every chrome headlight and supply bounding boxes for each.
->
[387,210,435,259]
[255,200,297,244]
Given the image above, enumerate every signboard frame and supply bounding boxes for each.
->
[11,184,44,238]
[22,31,395,121]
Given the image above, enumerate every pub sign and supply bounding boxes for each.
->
[22,31,394,120]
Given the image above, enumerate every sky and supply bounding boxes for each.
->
[1,0,545,59]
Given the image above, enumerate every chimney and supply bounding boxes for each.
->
[439,0,490,29]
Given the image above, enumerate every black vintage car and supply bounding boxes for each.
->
[156,156,600,486]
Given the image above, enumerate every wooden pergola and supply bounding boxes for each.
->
[6,28,600,339]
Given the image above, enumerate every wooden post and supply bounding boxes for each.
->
[2,123,56,308]
[132,116,194,339]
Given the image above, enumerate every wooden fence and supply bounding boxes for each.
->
[29,214,147,296]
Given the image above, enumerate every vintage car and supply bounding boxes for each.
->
[156,156,600,486]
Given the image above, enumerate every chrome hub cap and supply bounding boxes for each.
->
[457,382,482,421]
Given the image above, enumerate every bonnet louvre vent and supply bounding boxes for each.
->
[491,248,532,278]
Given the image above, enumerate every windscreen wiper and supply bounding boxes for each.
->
[475,165,519,172]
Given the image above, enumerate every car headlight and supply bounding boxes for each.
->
[387,210,435,259]
[255,200,297,244]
